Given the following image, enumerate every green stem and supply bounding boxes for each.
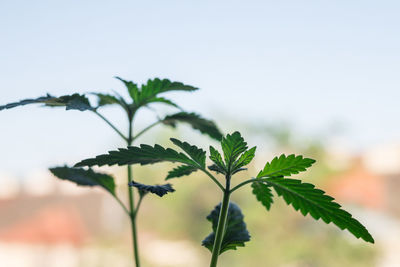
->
[209,177,231,267]
[128,164,140,267]
[127,115,140,267]
[132,120,162,141]
[95,107,140,266]
[114,196,130,217]
[133,195,145,220]
[93,110,128,142]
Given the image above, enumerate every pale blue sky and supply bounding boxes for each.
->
[1,1,399,175]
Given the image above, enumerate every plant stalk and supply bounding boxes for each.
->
[128,164,140,267]
[94,107,139,266]
[127,116,141,267]
[209,177,231,267]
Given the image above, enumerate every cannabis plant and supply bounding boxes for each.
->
[0,77,222,267]
[75,131,374,267]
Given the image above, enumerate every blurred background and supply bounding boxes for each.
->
[1,1,399,266]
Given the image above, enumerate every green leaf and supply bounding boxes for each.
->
[170,138,206,168]
[251,181,274,210]
[166,165,198,180]
[141,78,198,96]
[145,97,181,109]
[209,146,226,174]
[49,166,115,196]
[265,177,374,243]
[162,112,223,141]
[233,146,256,170]
[116,77,197,109]
[128,181,175,197]
[208,164,226,175]
[92,93,122,107]
[221,131,248,170]
[257,154,316,178]
[0,94,93,111]
[75,143,197,168]
[115,77,140,103]
[202,202,250,254]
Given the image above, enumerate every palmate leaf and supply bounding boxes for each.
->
[209,146,226,174]
[162,112,223,141]
[251,181,274,210]
[264,177,374,243]
[257,154,316,178]
[75,143,196,168]
[116,77,197,108]
[202,202,250,254]
[129,181,175,197]
[166,165,198,180]
[221,132,248,169]
[49,166,115,196]
[0,93,93,111]
[74,138,207,181]
[233,146,256,171]
[208,164,226,175]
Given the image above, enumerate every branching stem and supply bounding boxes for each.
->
[133,195,145,220]
[114,196,130,217]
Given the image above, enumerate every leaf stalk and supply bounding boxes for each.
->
[93,110,128,141]
[230,177,273,194]
[132,119,162,141]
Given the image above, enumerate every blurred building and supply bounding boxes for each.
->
[326,142,400,267]
[0,171,126,267]
[327,142,400,217]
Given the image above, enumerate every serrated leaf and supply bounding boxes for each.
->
[208,164,226,175]
[265,177,374,243]
[257,154,316,178]
[141,78,198,96]
[92,93,121,107]
[0,94,93,111]
[128,181,175,197]
[251,181,274,210]
[162,112,223,141]
[117,77,197,109]
[221,132,248,170]
[145,97,181,109]
[166,165,198,180]
[115,77,140,103]
[75,143,197,168]
[202,202,250,254]
[49,166,115,195]
[233,146,256,170]
[209,146,226,174]
[170,138,206,168]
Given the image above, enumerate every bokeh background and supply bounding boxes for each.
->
[1,1,399,266]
